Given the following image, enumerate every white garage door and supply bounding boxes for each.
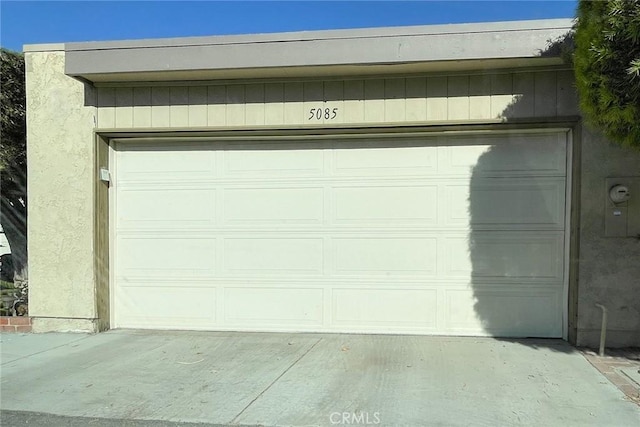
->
[112,131,568,337]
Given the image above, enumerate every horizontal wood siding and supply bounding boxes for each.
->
[96,70,578,129]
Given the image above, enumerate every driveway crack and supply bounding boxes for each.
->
[229,337,323,424]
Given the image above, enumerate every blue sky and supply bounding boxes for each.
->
[1,1,577,51]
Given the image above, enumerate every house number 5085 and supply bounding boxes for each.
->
[309,107,338,121]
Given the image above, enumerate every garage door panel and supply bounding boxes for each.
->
[333,237,437,276]
[333,143,438,176]
[114,131,568,337]
[117,144,216,182]
[224,287,323,326]
[444,232,564,280]
[441,133,566,177]
[333,185,437,224]
[444,288,562,337]
[332,288,437,328]
[224,143,324,176]
[447,178,565,228]
[118,188,216,229]
[223,187,324,225]
[223,238,324,275]
[117,286,217,328]
[118,237,216,279]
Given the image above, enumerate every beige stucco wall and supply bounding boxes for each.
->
[38,48,640,346]
[26,52,582,334]
[576,129,640,348]
[26,49,98,332]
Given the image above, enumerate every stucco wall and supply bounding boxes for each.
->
[26,55,582,334]
[576,129,640,348]
[31,47,640,347]
[26,50,98,332]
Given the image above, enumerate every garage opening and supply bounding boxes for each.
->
[111,130,569,337]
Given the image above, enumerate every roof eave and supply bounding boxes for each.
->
[50,19,574,83]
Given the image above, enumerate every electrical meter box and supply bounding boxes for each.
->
[604,177,640,237]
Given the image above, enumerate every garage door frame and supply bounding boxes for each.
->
[100,123,577,339]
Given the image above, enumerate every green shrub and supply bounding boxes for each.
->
[0,280,15,290]
[574,0,640,148]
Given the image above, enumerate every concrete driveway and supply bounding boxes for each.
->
[1,330,639,426]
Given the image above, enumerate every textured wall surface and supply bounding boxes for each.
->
[33,47,640,346]
[576,129,640,348]
[26,50,98,331]
[32,317,96,333]
[95,70,578,129]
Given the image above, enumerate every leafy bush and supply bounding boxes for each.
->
[574,0,640,148]
[0,280,15,290]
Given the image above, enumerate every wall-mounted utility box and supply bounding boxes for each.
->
[604,177,640,237]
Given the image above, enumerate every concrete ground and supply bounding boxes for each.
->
[1,330,639,427]
[582,348,640,404]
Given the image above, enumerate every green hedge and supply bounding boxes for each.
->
[0,280,15,290]
[574,0,640,148]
